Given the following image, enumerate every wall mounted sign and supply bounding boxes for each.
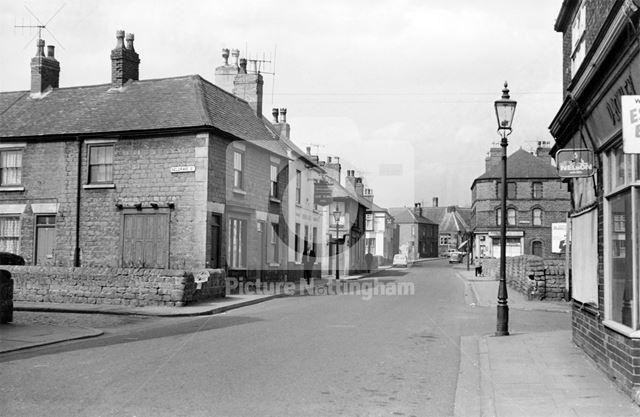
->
[622,95,640,153]
[170,166,196,173]
[314,180,333,206]
[552,223,567,254]
[556,149,594,178]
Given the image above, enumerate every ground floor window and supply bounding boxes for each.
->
[491,237,521,257]
[0,216,20,253]
[122,212,169,268]
[531,240,542,257]
[228,217,247,268]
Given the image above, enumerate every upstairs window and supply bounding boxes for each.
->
[0,149,23,186]
[270,165,278,198]
[532,208,543,226]
[571,2,586,77]
[497,181,516,199]
[496,208,517,226]
[366,214,373,231]
[88,144,114,184]
[296,170,302,204]
[532,182,543,199]
[233,151,244,190]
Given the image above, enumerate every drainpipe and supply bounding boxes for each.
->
[74,137,82,267]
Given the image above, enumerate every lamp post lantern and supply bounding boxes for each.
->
[494,81,516,337]
[333,207,341,280]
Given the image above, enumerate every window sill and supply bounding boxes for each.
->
[269,197,281,204]
[83,183,115,189]
[0,186,25,192]
[602,319,640,339]
[233,188,247,196]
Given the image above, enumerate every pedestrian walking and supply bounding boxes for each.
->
[365,252,373,273]
[303,246,316,284]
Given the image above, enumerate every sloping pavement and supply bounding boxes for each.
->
[454,266,640,416]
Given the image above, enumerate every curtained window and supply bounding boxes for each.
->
[0,150,22,186]
[0,217,20,254]
[88,144,113,184]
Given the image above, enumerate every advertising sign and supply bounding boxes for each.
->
[314,180,333,206]
[556,149,594,178]
[552,223,567,254]
[622,95,640,153]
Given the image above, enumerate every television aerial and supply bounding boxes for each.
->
[15,4,66,50]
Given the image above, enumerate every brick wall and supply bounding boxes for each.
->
[4,265,225,306]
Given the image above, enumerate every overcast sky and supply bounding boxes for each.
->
[0,1,563,209]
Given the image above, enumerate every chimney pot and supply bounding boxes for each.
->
[231,49,240,66]
[222,48,230,64]
[239,58,247,73]
[36,39,45,56]
[279,108,287,123]
[272,108,279,123]
[115,30,125,49]
[125,33,135,51]
[327,156,332,163]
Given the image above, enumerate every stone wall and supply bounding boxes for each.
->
[3,266,225,307]
[476,255,566,301]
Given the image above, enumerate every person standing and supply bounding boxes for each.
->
[303,246,316,284]
[365,252,373,273]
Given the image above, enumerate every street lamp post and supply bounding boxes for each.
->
[333,207,341,280]
[494,82,517,337]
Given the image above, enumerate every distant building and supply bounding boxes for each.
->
[470,144,571,259]
[388,204,438,261]
[364,189,397,265]
[422,199,472,256]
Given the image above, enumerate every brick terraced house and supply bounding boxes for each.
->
[0,31,294,282]
[550,0,640,401]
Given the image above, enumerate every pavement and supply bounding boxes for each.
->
[453,264,640,416]
[2,258,639,415]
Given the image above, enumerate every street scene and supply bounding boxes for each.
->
[3,0,640,415]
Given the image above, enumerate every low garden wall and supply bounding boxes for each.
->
[476,255,566,301]
[2,266,226,307]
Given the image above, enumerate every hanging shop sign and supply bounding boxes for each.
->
[622,95,640,153]
[556,149,594,178]
[314,180,333,206]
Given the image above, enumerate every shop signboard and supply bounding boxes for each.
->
[314,180,333,206]
[556,149,594,178]
[622,95,640,153]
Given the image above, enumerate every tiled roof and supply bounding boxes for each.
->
[0,75,285,158]
[388,207,437,225]
[473,148,559,183]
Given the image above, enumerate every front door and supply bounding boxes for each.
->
[35,215,56,265]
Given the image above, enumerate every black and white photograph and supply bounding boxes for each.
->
[1,1,640,416]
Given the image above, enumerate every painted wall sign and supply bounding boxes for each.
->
[314,180,333,206]
[556,149,594,178]
[622,95,640,153]
[170,166,196,173]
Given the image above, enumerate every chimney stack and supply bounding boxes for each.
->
[110,30,140,88]
[215,47,240,93]
[274,107,290,140]
[364,188,374,202]
[30,39,60,95]
[324,156,341,183]
[485,146,502,172]
[432,197,439,207]
[233,57,263,118]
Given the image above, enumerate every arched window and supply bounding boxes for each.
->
[496,208,517,226]
[532,241,543,257]
[532,208,543,226]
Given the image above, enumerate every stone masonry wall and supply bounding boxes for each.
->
[476,255,566,301]
[4,266,225,307]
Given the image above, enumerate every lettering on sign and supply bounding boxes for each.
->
[556,149,594,178]
[170,166,196,173]
[314,180,333,206]
[606,75,637,127]
[622,96,640,153]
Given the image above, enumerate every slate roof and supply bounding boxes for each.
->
[388,207,437,225]
[472,148,559,185]
[422,206,472,233]
[0,74,286,157]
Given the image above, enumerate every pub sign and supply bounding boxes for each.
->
[556,149,594,178]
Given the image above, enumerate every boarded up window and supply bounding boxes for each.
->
[122,213,169,268]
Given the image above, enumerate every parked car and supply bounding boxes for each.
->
[392,254,408,268]
[448,251,464,264]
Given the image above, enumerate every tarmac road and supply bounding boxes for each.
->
[1,260,570,416]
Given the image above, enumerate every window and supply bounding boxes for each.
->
[233,151,244,189]
[304,225,309,252]
[570,2,586,77]
[532,182,543,199]
[496,208,516,226]
[0,216,20,253]
[440,235,450,246]
[270,223,279,263]
[532,208,543,226]
[88,144,114,184]
[366,214,373,231]
[602,145,640,331]
[496,181,516,199]
[209,214,221,268]
[0,149,23,186]
[296,170,302,204]
[312,227,318,256]
[270,165,278,198]
[228,217,247,268]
